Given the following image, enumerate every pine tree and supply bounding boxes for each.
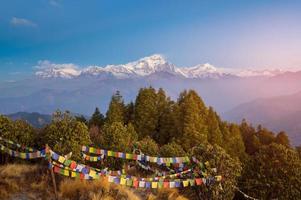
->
[106,91,125,124]
[89,107,105,128]
[134,87,158,139]
[175,90,208,151]
[124,101,135,124]
[206,107,222,146]
[155,88,175,144]
[275,131,290,147]
[224,123,246,160]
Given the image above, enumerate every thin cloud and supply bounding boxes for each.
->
[49,0,61,7]
[10,17,37,27]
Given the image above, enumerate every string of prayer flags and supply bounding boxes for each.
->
[0,144,45,159]
[0,136,38,152]
[82,145,190,164]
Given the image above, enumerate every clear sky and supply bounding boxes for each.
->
[1,0,301,80]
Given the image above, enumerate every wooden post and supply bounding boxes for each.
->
[46,144,59,200]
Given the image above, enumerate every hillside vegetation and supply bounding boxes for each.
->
[1,87,301,199]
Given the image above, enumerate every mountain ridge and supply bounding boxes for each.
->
[35,54,295,80]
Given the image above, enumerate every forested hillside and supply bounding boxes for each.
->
[1,87,301,199]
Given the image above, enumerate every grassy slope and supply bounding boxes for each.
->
[0,164,189,200]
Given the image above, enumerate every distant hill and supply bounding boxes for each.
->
[224,91,301,146]
[6,112,51,128]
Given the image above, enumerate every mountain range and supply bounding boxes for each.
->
[1,54,301,145]
[35,54,287,80]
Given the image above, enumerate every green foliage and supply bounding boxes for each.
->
[100,122,137,152]
[75,115,88,125]
[206,107,222,146]
[12,120,36,147]
[124,102,135,125]
[134,87,159,139]
[175,90,208,151]
[106,91,125,124]
[223,123,246,161]
[89,107,105,128]
[159,141,186,157]
[240,143,301,199]
[192,144,242,200]
[0,115,14,140]
[42,111,91,161]
[99,122,138,170]
[0,116,36,147]
[239,119,259,155]
[136,136,159,156]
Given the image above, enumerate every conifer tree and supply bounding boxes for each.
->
[106,91,125,124]
[206,107,222,146]
[89,107,105,128]
[275,131,290,147]
[124,101,135,124]
[239,119,261,155]
[175,90,208,151]
[154,88,175,144]
[134,87,158,139]
[224,123,246,160]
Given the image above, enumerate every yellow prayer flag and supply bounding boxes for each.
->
[71,171,77,178]
[183,180,189,187]
[108,151,113,156]
[20,153,26,159]
[58,156,65,164]
[64,169,69,176]
[120,178,126,185]
[151,182,158,188]
[89,170,96,177]
[89,147,95,153]
[215,176,222,182]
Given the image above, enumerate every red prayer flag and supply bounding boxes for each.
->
[195,178,203,185]
[70,161,77,169]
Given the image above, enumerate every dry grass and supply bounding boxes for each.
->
[147,189,189,200]
[0,163,190,200]
[0,163,53,200]
[59,178,140,200]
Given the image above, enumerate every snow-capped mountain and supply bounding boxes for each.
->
[34,54,295,79]
[35,60,80,79]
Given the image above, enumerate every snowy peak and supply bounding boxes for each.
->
[179,63,227,79]
[34,55,296,80]
[35,60,80,79]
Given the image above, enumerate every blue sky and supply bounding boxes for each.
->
[1,0,301,80]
